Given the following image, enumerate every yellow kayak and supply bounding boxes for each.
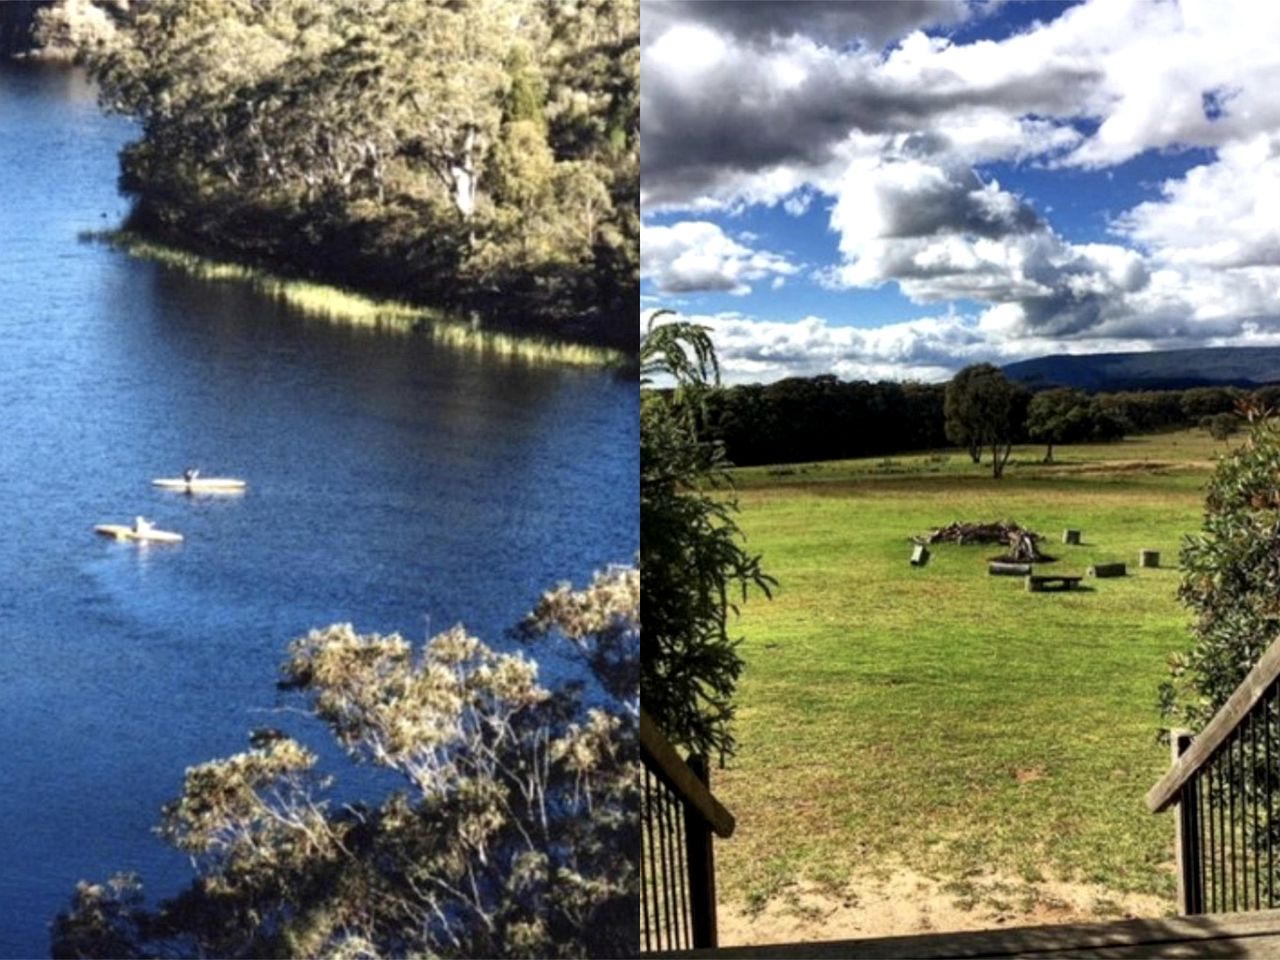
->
[94,524,184,543]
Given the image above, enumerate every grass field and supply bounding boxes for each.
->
[715,429,1244,928]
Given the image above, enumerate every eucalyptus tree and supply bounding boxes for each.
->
[52,570,640,958]
[944,363,1028,478]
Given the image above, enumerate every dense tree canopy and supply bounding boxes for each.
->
[640,317,772,760]
[1025,388,1125,462]
[78,0,638,349]
[701,376,949,468]
[53,569,639,958]
[693,372,1257,473]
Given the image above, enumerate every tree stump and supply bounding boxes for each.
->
[911,544,930,567]
[1139,549,1160,568]
[1089,562,1127,578]
[1063,529,1081,545]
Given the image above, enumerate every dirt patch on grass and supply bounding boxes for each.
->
[718,866,1171,948]
[1040,460,1177,476]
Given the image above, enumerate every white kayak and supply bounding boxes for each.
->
[152,477,246,492]
[95,524,184,543]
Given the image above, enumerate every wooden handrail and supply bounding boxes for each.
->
[640,708,736,838]
[1147,636,1280,813]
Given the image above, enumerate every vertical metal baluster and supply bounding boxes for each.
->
[1253,708,1262,910]
[660,781,677,949]
[1269,685,1276,907]
[1230,735,1239,912]
[671,790,690,948]
[640,770,651,953]
[644,769,662,950]
[657,774,674,949]
[1241,717,1250,910]
[1220,752,1229,912]
[659,787,676,948]
[1243,723,1252,910]
[1207,758,1218,913]
[667,786,685,948]
[1199,767,1210,913]
[652,771,667,951]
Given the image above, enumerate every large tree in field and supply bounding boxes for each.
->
[641,314,773,761]
[944,364,1027,479]
[52,570,639,959]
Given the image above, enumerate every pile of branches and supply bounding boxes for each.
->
[913,521,1055,562]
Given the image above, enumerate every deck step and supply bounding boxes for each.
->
[655,909,1280,959]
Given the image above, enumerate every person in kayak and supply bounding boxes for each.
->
[133,516,153,535]
[183,467,200,483]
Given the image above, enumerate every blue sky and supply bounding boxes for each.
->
[641,1,1280,383]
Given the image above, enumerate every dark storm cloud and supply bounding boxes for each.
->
[640,11,1101,210]
[642,1,972,50]
[873,165,1041,239]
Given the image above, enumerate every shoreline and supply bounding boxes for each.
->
[90,230,628,370]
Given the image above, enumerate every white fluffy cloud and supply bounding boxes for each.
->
[641,0,1280,376]
[818,155,1150,336]
[1119,135,1280,269]
[640,221,798,295]
[647,306,1280,385]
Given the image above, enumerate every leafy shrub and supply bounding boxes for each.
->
[1162,413,1280,731]
[641,316,773,760]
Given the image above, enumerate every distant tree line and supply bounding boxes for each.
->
[67,0,637,350]
[692,370,1266,468]
[700,376,951,467]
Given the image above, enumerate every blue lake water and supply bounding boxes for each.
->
[0,62,637,956]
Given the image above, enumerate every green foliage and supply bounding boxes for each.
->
[504,44,547,128]
[52,570,640,958]
[1201,411,1241,442]
[1162,415,1280,731]
[694,374,1271,471]
[944,364,1029,478]
[1026,388,1126,461]
[1181,386,1242,420]
[82,0,638,349]
[640,316,774,760]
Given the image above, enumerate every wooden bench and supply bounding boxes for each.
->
[1026,574,1082,593]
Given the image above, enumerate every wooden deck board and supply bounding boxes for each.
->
[655,910,1280,959]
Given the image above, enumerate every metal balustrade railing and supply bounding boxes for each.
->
[1149,640,1280,914]
[640,709,735,953]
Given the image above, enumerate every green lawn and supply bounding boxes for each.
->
[715,430,1242,915]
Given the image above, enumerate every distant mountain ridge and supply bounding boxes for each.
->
[1002,346,1280,392]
